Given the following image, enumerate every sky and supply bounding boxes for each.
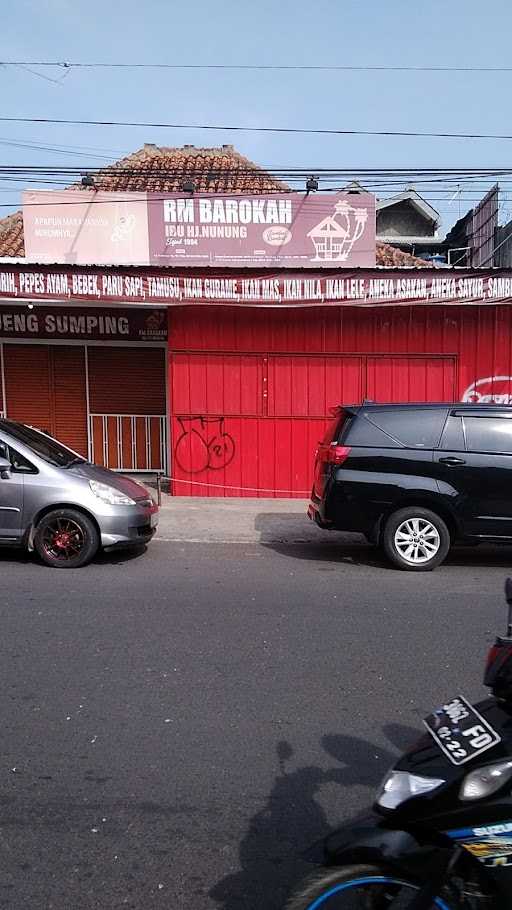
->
[1,0,512,238]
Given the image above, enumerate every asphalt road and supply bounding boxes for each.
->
[0,536,511,909]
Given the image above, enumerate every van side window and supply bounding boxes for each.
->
[463,417,512,454]
[344,416,401,447]
[440,416,465,450]
[364,408,447,448]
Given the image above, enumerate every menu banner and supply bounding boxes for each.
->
[1,264,511,308]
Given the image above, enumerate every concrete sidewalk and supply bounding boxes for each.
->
[154,495,329,543]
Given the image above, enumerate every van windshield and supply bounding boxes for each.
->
[0,420,86,468]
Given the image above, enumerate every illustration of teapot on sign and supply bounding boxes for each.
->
[174,417,236,475]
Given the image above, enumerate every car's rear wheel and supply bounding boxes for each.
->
[34,509,99,569]
[382,507,450,571]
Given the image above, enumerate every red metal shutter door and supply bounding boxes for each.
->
[366,357,456,402]
[88,347,166,471]
[267,355,364,498]
[172,352,263,417]
[52,346,88,455]
[3,344,52,431]
[170,353,264,496]
[88,347,166,414]
[3,344,88,454]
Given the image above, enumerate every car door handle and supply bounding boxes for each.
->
[438,456,466,466]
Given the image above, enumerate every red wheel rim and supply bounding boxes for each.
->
[42,518,85,562]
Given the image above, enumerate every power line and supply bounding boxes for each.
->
[2,116,512,142]
[0,188,503,208]
[1,159,512,181]
[2,60,512,73]
[0,139,120,161]
[1,167,512,190]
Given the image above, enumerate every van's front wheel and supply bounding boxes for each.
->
[34,509,99,568]
[382,507,450,571]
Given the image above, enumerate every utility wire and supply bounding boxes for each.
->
[2,116,512,142]
[2,60,512,73]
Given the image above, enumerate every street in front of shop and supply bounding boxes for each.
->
[0,527,508,910]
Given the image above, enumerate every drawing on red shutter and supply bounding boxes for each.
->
[174,417,236,474]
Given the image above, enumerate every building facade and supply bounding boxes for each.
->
[1,261,512,498]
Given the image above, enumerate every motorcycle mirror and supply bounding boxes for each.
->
[505,578,512,637]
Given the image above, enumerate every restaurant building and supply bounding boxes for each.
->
[0,146,511,497]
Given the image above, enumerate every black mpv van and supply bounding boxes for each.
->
[308,403,512,570]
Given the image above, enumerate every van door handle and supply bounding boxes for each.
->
[438,456,466,466]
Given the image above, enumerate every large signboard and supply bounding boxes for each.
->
[148,192,376,268]
[0,305,167,342]
[22,190,150,266]
[1,263,512,308]
[22,190,376,269]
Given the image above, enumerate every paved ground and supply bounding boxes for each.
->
[0,530,510,909]
[154,494,325,543]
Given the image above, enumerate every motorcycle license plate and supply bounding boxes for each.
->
[423,695,501,766]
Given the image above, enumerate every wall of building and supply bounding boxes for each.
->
[377,201,434,238]
[167,304,512,496]
[495,221,512,268]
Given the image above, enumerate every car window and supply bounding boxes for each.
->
[463,416,512,454]
[439,416,465,451]
[0,420,84,468]
[0,437,38,473]
[363,409,447,448]
[9,446,37,474]
[344,416,401,447]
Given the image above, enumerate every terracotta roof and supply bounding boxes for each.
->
[0,143,428,266]
[0,211,24,258]
[376,241,428,267]
[87,143,290,195]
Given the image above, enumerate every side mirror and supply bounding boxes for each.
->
[0,457,11,479]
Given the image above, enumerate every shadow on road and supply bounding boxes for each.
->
[210,724,419,910]
[95,544,148,566]
[0,544,148,570]
[261,538,392,570]
[260,536,512,572]
[0,547,32,567]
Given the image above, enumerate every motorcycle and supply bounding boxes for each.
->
[285,580,512,909]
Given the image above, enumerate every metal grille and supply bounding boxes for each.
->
[88,414,167,473]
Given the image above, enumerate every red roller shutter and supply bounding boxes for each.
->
[52,346,88,455]
[88,347,166,414]
[3,344,88,455]
[3,344,53,431]
[87,347,166,471]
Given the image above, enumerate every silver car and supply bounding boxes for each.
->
[0,419,159,568]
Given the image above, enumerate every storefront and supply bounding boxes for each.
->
[0,299,168,473]
[2,261,512,497]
